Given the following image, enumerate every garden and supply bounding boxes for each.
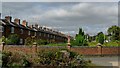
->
[1,49,95,67]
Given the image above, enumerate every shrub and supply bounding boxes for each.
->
[36,39,49,45]
[25,37,34,46]
[2,51,31,67]
[36,49,90,67]
[6,34,20,45]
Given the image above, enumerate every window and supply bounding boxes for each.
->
[11,27,14,33]
[48,34,49,37]
[28,31,30,35]
[54,35,56,39]
[20,38,23,44]
[20,29,23,34]
[39,32,41,36]
[0,26,4,32]
[34,32,36,36]
[44,33,46,37]
[2,26,4,32]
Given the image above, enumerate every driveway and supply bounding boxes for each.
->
[84,56,119,67]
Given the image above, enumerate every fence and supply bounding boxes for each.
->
[0,44,119,56]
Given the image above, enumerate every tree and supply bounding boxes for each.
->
[96,32,105,44]
[107,25,120,41]
[71,28,88,46]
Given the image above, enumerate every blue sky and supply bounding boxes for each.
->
[1,2,118,36]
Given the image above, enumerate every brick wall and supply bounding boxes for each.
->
[70,46,119,56]
[70,47,98,55]
[1,45,120,56]
[102,47,119,55]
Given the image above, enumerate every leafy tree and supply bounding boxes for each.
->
[71,28,88,46]
[107,25,120,41]
[96,32,105,44]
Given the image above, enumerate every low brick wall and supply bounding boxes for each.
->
[2,45,66,54]
[70,46,119,56]
[70,47,98,55]
[3,45,35,54]
[102,47,119,55]
[1,45,120,56]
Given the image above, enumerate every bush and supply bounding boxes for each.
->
[25,37,34,46]
[6,34,20,45]
[36,39,49,45]
[2,51,31,67]
[36,49,90,67]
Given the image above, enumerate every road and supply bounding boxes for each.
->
[84,56,119,67]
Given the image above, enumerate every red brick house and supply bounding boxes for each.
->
[0,16,68,45]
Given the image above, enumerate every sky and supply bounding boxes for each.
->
[1,2,118,36]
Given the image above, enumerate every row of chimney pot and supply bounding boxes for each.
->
[4,16,65,36]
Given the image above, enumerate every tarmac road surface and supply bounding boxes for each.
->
[84,56,119,67]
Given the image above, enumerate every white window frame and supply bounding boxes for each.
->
[20,38,23,44]
[2,26,4,32]
[0,26,4,32]
[20,29,23,34]
[39,32,41,36]
[34,32,36,36]
[28,31,31,35]
[11,27,14,33]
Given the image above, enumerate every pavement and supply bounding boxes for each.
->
[84,56,119,67]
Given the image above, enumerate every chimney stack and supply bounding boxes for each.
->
[14,18,20,25]
[29,25,34,28]
[22,20,28,27]
[35,23,38,28]
[5,16,12,22]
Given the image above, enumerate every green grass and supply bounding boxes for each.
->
[88,41,119,47]
[88,42,98,47]
[103,41,119,46]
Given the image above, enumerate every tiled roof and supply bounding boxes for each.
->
[1,17,68,38]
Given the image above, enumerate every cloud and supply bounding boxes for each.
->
[0,2,2,13]
[2,2,118,36]
[2,0,119,2]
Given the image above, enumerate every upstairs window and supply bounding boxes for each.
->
[39,32,41,36]
[11,27,14,33]
[48,34,49,37]
[34,32,36,36]
[20,29,23,34]
[28,31,31,35]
